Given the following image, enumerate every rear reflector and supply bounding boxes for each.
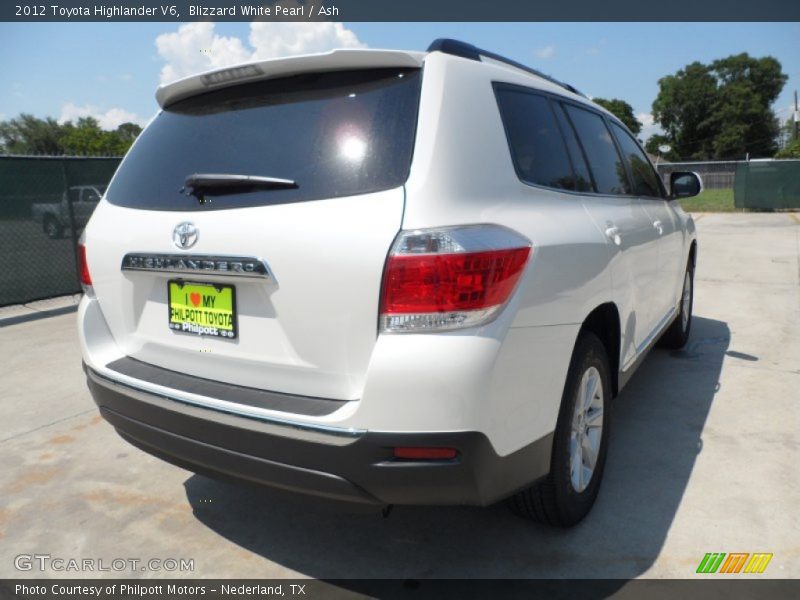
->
[393,447,458,460]
[78,243,92,286]
[380,225,532,332]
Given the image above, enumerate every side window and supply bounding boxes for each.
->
[564,104,631,195]
[552,104,594,192]
[610,122,663,198]
[494,87,580,191]
[67,188,81,204]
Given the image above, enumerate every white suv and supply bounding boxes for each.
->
[78,39,699,526]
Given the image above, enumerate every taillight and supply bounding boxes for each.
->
[380,225,532,332]
[78,242,93,295]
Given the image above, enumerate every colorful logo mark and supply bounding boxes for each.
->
[696,552,773,574]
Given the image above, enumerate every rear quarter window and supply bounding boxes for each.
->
[494,86,583,192]
[106,68,422,211]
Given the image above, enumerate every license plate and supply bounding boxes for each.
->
[168,280,237,338]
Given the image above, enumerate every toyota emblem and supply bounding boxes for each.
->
[172,222,198,250]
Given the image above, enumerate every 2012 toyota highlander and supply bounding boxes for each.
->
[78,39,700,526]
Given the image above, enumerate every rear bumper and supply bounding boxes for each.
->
[86,366,552,506]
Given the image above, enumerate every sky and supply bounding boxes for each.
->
[1,22,798,142]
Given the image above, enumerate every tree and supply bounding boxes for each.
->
[593,98,641,135]
[111,122,143,154]
[0,114,142,156]
[776,138,800,159]
[60,117,111,155]
[644,134,679,162]
[0,114,64,154]
[652,62,719,159]
[651,54,787,160]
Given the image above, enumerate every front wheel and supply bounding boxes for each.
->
[509,332,611,526]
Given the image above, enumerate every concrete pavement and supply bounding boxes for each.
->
[1,212,798,580]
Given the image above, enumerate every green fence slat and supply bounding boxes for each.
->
[740,160,800,209]
[0,156,121,306]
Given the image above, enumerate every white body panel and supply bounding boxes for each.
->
[79,47,696,459]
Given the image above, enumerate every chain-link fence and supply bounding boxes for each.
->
[656,159,800,209]
[0,155,121,306]
[655,160,738,190]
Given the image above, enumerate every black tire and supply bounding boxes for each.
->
[659,260,694,350]
[43,216,63,239]
[509,331,611,527]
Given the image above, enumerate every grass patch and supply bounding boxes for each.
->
[678,188,736,212]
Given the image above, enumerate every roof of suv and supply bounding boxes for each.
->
[155,38,588,110]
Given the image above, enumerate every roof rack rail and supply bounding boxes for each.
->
[426,38,585,97]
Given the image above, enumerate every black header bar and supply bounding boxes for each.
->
[3,0,799,22]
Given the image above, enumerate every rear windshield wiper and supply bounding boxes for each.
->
[183,173,298,204]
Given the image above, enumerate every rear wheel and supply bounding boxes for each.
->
[659,261,694,349]
[509,332,611,526]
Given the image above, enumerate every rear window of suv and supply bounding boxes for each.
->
[105,68,422,211]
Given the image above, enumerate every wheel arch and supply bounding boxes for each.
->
[578,302,621,398]
[689,239,698,269]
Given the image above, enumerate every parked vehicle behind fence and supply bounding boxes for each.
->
[31,184,105,239]
[78,39,700,526]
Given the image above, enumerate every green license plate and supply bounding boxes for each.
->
[168,280,237,339]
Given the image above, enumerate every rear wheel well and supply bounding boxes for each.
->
[579,303,621,398]
[689,240,697,269]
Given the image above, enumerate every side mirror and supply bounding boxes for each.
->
[670,171,703,199]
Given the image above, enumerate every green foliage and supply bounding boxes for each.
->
[776,138,800,159]
[0,114,64,154]
[644,134,679,161]
[651,54,787,160]
[593,98,641,135]
[0,113,142,156]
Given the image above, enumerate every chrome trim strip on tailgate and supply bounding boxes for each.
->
[87,367,366,443]
[121,253,272,279]
[106,356,348,417]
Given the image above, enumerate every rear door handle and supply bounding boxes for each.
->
[653,220,663,235]
[605,225,621,246]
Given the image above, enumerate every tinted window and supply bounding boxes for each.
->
[552,105,594,192]
[564,105,630,195]
[610,122,662,198]
[106,69,421,211]
[495,88,579,191]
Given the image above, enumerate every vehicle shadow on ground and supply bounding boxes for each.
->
[183,316,730,581]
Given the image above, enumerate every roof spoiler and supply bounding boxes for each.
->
[427,38,586,98]
[155,49,424,108]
